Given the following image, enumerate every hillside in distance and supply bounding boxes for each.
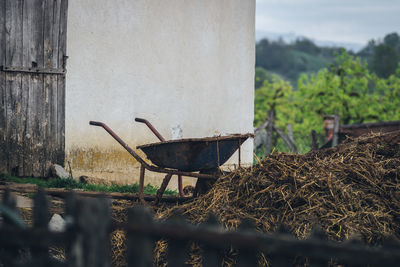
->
[255,32,400,87]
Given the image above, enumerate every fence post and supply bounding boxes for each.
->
[127,207,154,267]
[65,192,79,267]
[236,219,258,267]
[166,212,189,267]
[273,125,297,153]
[311,130,319,150]
[268,225,294,266]
[66,194,111,267]
[307,227,328,267]
[265,110,275,154]
[2,189,18,225]
[201,214,224,267]
[332,115,340,147]
[287,124,294,145]
[32,189,51,266]
[0,189,20,266]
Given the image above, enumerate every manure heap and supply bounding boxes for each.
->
[163,131,400,244]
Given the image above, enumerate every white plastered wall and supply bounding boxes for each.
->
[65,0,255,188]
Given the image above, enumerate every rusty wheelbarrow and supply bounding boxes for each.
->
[89,118,253,203]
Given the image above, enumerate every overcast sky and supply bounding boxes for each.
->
[256,0,400,46]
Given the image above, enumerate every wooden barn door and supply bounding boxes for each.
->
[0,0,68,177]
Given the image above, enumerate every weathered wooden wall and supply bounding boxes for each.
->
[0,0,68,177]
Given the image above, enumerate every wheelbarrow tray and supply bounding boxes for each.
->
[137,134,253,172]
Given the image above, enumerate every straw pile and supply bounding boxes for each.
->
[155,131,400,265]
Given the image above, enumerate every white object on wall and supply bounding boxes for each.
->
[171,124,183,140]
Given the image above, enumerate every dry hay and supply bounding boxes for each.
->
[111,200,173,267]
[155,131,400,265]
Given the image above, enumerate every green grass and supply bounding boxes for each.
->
[0,174,177,196]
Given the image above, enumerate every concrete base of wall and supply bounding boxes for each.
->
[66,146,252,190]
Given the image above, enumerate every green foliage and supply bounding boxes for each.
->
[371,44,399,78]
[254,75,313,154]
[254,50,400,153]
[254,77,293,128]
[1,175,177,196]
[254,67,277,89]
[297,51,383,126]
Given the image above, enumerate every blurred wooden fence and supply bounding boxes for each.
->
[254,110,298,154]
[1,190,400,266]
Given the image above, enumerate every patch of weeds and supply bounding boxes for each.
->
[1,174,177,196]
[26,193,36,199]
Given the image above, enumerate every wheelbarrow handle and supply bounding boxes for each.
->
[89,121,104,127]
[134,117,165,142]
[134,118,147,123]
[89,121,147,166]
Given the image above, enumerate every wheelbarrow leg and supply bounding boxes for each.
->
[155,173,172,204]
[139,165,146,204]
[194,169,218,197]
[178,175,184,197]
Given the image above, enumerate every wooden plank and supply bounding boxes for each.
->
[44,0,61,69]
[42,0,52,176]
[5,0,24,175]
[166,214,189,267]
[0,189,22,265]
[66,196,111,267]
[332,115,340,147]
[34,0,46,176]
[22,0,45,176]
[201,215,224,267]
[1,66,66,74]
[0,185,193,203]
[236,220,257,267]
[273,125,297,153]
[0,227,68,247]
[287,123,294,144]
[20,68,32,175]
[21,0,33,175]
[56,74,65,165]
[55,0,68,166]
[254,120,269,133]
[5,0,23,67]
[0,0,7,173]
[58,0,68,70]
[265,110,274,154]
[44,0,62,174]
[27,75,45,176]
[49,0,61,170]
[311,130,319,150]
[36,0,47,176]
[127,207,154,267]
[22,0,45,69]
[32,189,51,265]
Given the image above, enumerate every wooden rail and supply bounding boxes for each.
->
[0,184,192,204]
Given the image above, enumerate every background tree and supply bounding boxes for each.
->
[370,44,399,78]
[254,50,400,154]
[383,32,400,51]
